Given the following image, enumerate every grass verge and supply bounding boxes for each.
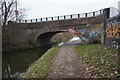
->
[19,47,60,78]
[76,44,119,78]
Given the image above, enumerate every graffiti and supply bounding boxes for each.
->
[79,29,101,38]
[106,23,120,39]
[68,29,82,37]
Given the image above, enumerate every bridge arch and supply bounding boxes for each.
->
[36,31,66,46]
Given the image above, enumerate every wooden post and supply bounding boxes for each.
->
[101,21,106,44]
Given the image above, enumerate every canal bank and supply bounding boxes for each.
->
[19,47,60,78]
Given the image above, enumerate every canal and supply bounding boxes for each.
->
[2,46,51,78]
[2,36,81,78]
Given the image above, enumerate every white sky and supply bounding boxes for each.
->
[20,0,120,19]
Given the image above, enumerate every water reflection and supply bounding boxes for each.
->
[2,46,51,78]
[69,37,81,42]
[58,37,82,46]
[58,42,64,46]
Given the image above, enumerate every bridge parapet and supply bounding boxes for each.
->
[18,9,104,23]
[18,7,119,23]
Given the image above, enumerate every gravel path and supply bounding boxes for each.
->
[47,45,87,78]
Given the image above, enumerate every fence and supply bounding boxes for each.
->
[18,9,104,23]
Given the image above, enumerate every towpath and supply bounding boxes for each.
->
[47,44,89,78]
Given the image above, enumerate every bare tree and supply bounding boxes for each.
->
[1,0,27,27]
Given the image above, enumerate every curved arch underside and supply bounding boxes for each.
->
[36,31,66,46]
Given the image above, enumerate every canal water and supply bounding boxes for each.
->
[2,46,51,78]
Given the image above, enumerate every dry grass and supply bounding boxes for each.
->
[19,47,60,78]
[76,44,119,78]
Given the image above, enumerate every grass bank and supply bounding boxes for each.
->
[76,44,119,78]
[19,47,60,78]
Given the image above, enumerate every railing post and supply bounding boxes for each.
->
[46,18,47,21]
[36,19,37,22]
[100,10,101,14]
[78,14,80,18]
[41,18,42,21]
[85,13,87,17]
[64,16,66,19]
[71,15,72,19]
[25,20,27,23]
[106,8,110,18]
[19,20,21,23]
[52,17,53,20]
[31,20,32,22]
[58,16,59,20]
[93,12,95,16]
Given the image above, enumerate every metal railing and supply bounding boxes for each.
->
[18,9,104,23]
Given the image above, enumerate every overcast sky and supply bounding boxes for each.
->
[20,0,120,19]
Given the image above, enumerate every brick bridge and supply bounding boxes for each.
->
[3,7,120,51]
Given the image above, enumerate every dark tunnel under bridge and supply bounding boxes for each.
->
[36,31,66,46]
